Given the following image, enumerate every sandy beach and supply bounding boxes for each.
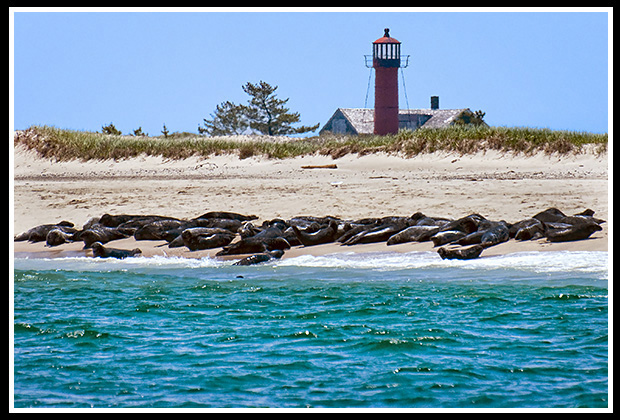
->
[12,144,609,260]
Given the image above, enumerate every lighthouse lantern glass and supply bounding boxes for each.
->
[373,41,400,60]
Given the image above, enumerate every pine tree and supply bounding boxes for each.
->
[161,123,170,138]
[241,81,319,135]
[199,101,249,136]
[199,81,319,136]
[101,122,122,135]
[132,127,147,136]
[453,110,487,126]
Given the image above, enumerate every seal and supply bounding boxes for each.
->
[386,225,439,245]
[341,218,413,246]
[480,222,509,247]
[80,225,136,248]
[14,221,76,243]
[543,222,573,231]
[45,228,76,247]
[336,223,378,244]
[279,227,300,247]
[342,225,402,246]
[437,214,484,235]
[546,222,602,242]
[99,214,179,229]
[156,218,242,244]
[411,213,451,227]
[289,216,341,229]
[120,216,182,230]
[456,231,485,246]
[134,219,184,241]
[557,215,606,226]
[292,220,339,247]
[98,214,142,227]
[216,237,291,256]
[515,226,544,241]
[91,241,142,259]
[252,223,286,240]
[532,208,566,223]
[181,227,236,251]
[509,218,543,238]
[232,249,285,266]
[430,230,467,247]
[437,244,485,260]
[514,221,545,241]
[195,218,244,232]
[238,222,262,239]
[194,211,258,222]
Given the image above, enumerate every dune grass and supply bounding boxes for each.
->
[14,125,607,162]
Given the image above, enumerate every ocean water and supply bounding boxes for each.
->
[12,251,609,409]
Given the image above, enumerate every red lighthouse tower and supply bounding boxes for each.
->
[372,28,401,135]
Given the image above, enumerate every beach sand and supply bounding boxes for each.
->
[12,144,609,260]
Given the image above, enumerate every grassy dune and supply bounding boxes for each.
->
[14,125,608,162]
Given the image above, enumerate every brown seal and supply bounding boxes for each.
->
[546,223,602,242]
[45,228,76,247]
[437,244,485,260]
[430,231,467,247]
[194,211,258,222]
[79,225,136,248]
[181,228,236,251]
[480,222,510,247]
[216,237,291,256]
[232,250,285,266]
[292,220,339,247]
[14,221,76,243]
[341,217,413,246]
[386,225,440,245]
[91,241,142,259]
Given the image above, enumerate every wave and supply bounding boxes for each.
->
[276,250,608,276]
[13,250,608,280]
[13,254,224,272]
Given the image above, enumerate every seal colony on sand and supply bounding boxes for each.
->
[14,207,605,265]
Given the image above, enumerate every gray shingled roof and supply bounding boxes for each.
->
[400,108,470,129]
[320,108,472,135]
[339,108,374,134]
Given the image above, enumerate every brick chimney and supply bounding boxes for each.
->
[430,96,439,110]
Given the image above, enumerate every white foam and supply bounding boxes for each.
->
[13,254,227,272]
[275,250,609,278]
[14,251,609,280]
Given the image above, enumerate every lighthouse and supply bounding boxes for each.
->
[372,28,402,135]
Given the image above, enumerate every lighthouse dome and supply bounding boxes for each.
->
[373,28,400,44]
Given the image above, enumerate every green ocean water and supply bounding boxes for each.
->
[12,251,608,408]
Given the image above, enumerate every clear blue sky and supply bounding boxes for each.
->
[11,8,610,136]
